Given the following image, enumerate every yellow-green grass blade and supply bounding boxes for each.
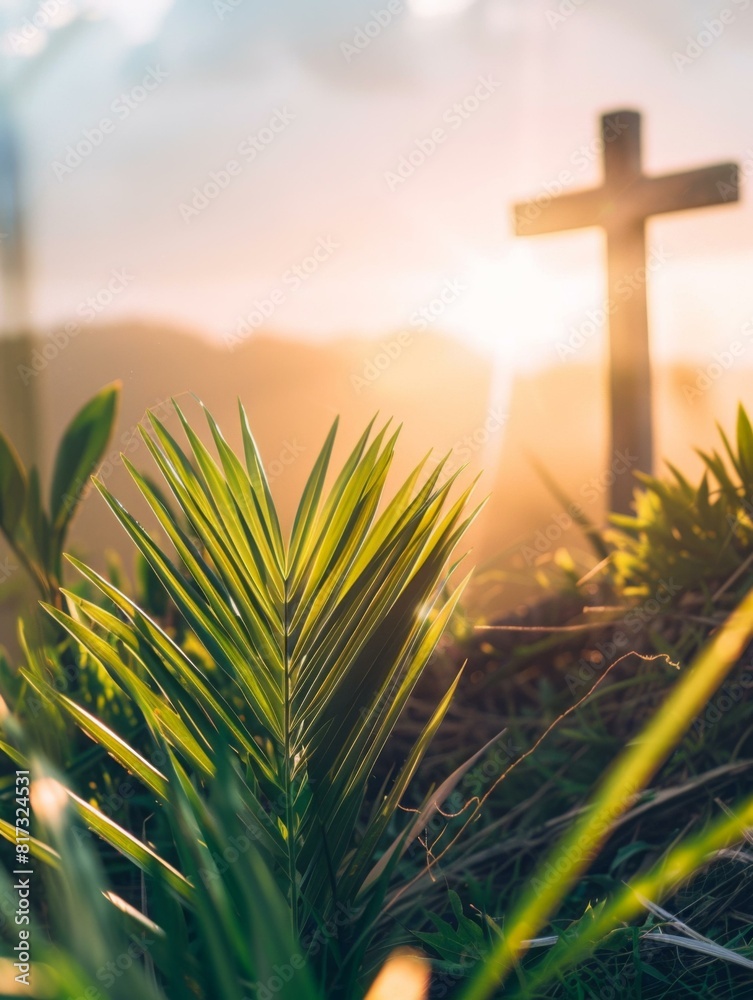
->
[506,793,753,998]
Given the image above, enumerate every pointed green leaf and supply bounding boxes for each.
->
[0,432,26,539]
[50,382,119,536]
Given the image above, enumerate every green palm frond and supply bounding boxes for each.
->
[5,401,481,995]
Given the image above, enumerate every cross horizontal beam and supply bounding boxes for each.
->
[514,162,739,236]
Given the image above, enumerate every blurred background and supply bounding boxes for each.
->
[1,0,752,619]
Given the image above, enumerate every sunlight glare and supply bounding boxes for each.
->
[409,0,477,19]
[446,244,596,370]
[95,0,175,43]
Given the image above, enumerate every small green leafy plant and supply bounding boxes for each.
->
[0,384,119,604]
[610,404,753,600]
[595,403,753,663]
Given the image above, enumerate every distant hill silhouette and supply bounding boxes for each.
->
[1,320,751,641]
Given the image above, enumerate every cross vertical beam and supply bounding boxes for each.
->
[513,109,740,513]
[603,113,653,500]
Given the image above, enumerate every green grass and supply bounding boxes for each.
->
[1,388,753,998]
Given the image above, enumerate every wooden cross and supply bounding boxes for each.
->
[512,109,740,513]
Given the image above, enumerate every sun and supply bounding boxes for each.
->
[443,243,594,371]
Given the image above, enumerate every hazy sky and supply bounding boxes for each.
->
[3,0,753,371]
